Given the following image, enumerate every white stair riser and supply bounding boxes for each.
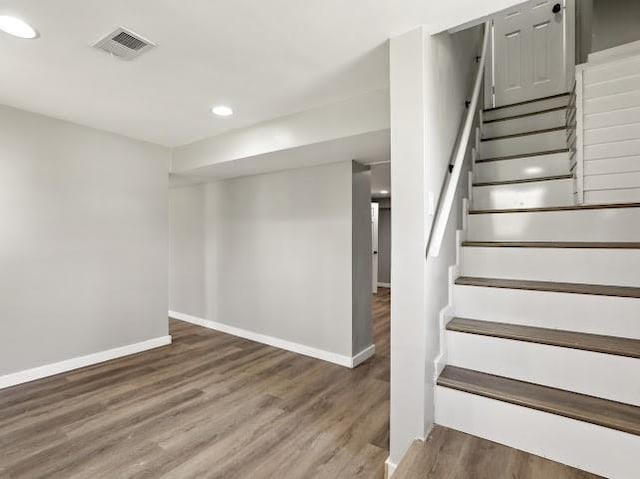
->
[585,188,640,205]
[468,208,640,242]
[453,284,640,339]
[483,96,571,122]
[461,247,640,287]
[446,332,640,406]
[480,130,567,159]
[483,109,567,138]
[472,179,574,210]
[474,152,571,183]
[435,387,640,479]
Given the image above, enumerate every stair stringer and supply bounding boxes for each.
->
[433,198,470,382]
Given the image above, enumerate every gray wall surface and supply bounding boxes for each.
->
[169,161,373,358]
[378,207,391,285]
[591,0,640,53]
[576,0,594,64]
[351,162,374,355]
[0,104,170,376]
[169,184,206,318]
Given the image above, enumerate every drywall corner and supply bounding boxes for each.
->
[351,161,374,357]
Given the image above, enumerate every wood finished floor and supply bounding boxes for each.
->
[0,288,601,479]
[0,290,391,479]
[393,426,601,479]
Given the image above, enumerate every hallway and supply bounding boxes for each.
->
[0,290,391,479]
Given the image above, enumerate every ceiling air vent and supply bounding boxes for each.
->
[93,27,155,61]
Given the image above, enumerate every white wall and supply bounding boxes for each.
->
[389,26,429,468]
[579,54,640,204]
[389,24,482,468]
[169,161,373,360]
[423,22,484,417]
[0,104,170,377]
[426,0,528,33]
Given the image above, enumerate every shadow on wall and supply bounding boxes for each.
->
[377,203,391,286]
[577,0,640,63]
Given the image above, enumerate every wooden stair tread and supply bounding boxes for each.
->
[437,366,640,436]
[469,202,640,214]
[462,241,640,249]
[483,106,568,124]
[447,318,640,358]
[482,126,566,142]
[473,174,572,187]
[455,277,640,298]
[477,148,570,163]
[484,92,570,113]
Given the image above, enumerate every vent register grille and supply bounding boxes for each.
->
[93,27,155,60]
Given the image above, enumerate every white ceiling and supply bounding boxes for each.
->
[0,0,430,147]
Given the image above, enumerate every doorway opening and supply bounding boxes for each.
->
[370,162,391,294]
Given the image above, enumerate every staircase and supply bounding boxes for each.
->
[434,93,640,479]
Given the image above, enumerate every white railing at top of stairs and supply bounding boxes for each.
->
[427,22,490,258]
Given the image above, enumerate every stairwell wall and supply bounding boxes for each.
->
[423,22,484,433]
[388,24,482,469]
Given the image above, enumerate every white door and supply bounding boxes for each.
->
[489,0,574,107]
[371,203,379,294]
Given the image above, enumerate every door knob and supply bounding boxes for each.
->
[552,3,562,14]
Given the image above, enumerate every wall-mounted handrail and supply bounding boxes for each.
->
[566,75,583,203]
[427,22,490,258]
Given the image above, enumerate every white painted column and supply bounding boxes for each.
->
[388,26,429,472]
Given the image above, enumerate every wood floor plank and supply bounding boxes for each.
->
[437,366,640,436]
[447,318,640,358]
[0,288,602,478]
[0,291,391,479]
[393,428,601,479]
[338,443,387,479]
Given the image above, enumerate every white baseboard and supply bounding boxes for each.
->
[0,335,172,390]
[385,457,398,478]
[169,311,374,369]
[377,282,391,288]
[351,344,376,368]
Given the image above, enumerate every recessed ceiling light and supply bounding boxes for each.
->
[0,15,38,39]
[211,105,233,117]
[380,190,389,195]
